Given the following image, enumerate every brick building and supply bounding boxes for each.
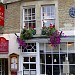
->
[0,0,75,75]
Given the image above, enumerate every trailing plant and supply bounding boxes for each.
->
[41,24,63,47]
[15,26,36,48]
[15,33,26,49]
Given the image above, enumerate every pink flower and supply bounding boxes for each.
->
[31,26,34,28]
[24,25,26,28]
[53,24,55,28]
[50,24,53,28]
[42,26,46,28]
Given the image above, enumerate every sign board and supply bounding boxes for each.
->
[10,53,19,72]
[0,37,9,53]
[0,5,4,26]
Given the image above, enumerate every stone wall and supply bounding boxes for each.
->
[21,0,58,35]
[0,0,74,34]
[0,1,20,34]
[58,0,75,31]
[3,0,20,4]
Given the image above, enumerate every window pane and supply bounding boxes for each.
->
[40,64,45,74]
[30,57,36,62]
[0,72,1,75]
[25,17,27,20]
[68,42,74,50]
[70,65,75,74]
[40,54,45,63]
[32,14,35,19]
[32,8,35,13]
[60,54,66,64]
[46,65,52,75]
[60,42,67,52]
[61,65,66,75]
[43,7,46,13]
[46,54,52,64]
[0,66,1,71]
[23,57,29,62]
[28,8,31,16]
[23,70,30,74]
[68,54,75,64]
[23,64,29,69]
[25,9,27,15]
[25,22,28,28]
[43,20,55,27]
[53,54,59,64]
[30,70,36,74]
[30,64,36,69]
[28,16,31,20]
[47,6,50,13]
[53,65,59,75]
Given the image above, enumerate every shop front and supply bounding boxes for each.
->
[19,37,75,75]
[0,58,8,75]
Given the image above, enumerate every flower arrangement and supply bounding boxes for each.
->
[15,24,64,48]
[41,24,56,36]
[20,26,36,40]
[15,26,36,49]
[41,24,62,47]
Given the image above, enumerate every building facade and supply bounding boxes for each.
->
[0,0,75,75]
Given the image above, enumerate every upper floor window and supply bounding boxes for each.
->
[41,5,55,27]
[23,6,36,29]
[0,0,3,3]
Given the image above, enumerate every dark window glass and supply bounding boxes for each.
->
[46,65,52,75]
[46,54,52,64]
[30,57,36,62]
[40,54,45,63]
[32,8,35,13]
[68,54,75,64]
[40,64,45,74]
[70,65,75,74]
[60,54,65,64]
[53,65,59,75]
[30,64,36,69]
[23,57,29,62]
[23,64,29,69]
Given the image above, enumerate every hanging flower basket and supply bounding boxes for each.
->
[15,26,36,49]
[41,24,63,47]
[15,24,64,48]
[41,24,56,36]
[20,26,36,40]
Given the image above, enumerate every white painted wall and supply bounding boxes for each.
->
[0,33,20,55]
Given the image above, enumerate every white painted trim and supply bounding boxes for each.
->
[62,30,75,36]
[36,42,40,75]
[19,55,23,75]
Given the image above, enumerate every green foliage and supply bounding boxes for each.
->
[20,28,36,40]
[41,26,56,36]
